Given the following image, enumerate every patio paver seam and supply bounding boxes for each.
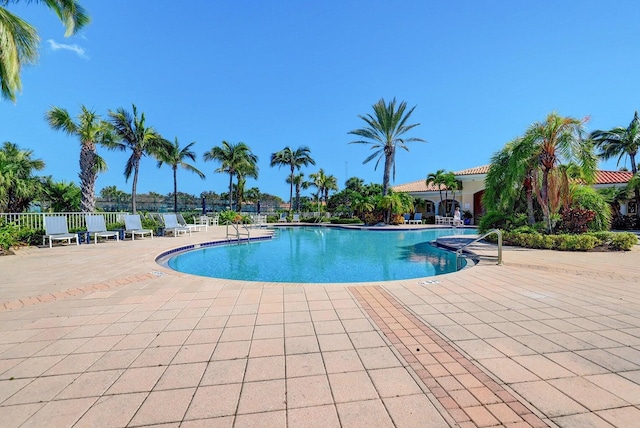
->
[350,285,551,428]
[0,273,162,312]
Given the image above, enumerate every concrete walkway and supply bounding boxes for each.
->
[0,225,639,427]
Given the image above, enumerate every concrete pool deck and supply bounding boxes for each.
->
[0,225,639,427]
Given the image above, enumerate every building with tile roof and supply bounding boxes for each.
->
[392,166,634,224]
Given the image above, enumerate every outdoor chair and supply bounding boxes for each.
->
[43,215,79,248]
[403,213,410,224]
[85,215,119,244]
[124,214,154,240]
[278,213,287,222]
[177,213,206,232]
[409,213,422,224]
[292,214,300,223]
[162,214,191,237]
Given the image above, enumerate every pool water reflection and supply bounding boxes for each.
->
[167,226,478,283]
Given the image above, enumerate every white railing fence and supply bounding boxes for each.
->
[1,212,130,230]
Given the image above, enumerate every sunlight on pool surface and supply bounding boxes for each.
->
[167,227,478,283]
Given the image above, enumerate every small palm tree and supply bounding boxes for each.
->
[0,141,45,212]
[286,172,309,212]
[591,111,640,218]
[46,105,113,212]
[234,160,258,211]
[349,98,426,198]
[521,112,596,232]
[270,146,315,214]
[108,104,171,213]
[42,179,81,212]
[426,169,446,215]
[156,138,205,213]
[203,141,258,211]
[1,0,90,101]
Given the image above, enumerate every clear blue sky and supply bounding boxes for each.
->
[2,0,639,201]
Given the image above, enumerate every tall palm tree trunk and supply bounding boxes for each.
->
[228,173,233,211]
[630,153,640,219]
[131,158,140,214]
[382,154,393,223]
[524,174,535,225]
[541,169,551,232]
[173,166,178,213]
[289,166,295,214]
[79,143,96,212]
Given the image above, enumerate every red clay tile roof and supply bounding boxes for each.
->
[454,165,490,175]
[594,170,633,184]
[392,167,633,192]
[392,179,444,193]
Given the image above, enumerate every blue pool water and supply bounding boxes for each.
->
[167,227,478,283]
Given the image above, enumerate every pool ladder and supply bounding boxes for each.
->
[455,229,503,265]
[225,223,250,244]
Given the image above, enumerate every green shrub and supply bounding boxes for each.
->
[502,230,637,251]
[330,218,363,224]
[587,231,638,251]
[0,220,20,252]
[478,211,513,233]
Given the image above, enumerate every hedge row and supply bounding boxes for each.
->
[501,231,637,251]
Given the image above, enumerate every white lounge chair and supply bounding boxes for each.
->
[43,215,79,248]
[124,214,154,240]
[292,213,300,223]
[278,213,288,222]
[403,213,410,224]
[85,215,119,244]
[177,213,206,232]
[162,214,191,237]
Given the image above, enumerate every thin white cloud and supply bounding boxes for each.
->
[46,39,88,59]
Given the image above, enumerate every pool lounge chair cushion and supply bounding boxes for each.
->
[85,215,119,244]
[124,215,154,240]
[43,215,79,248]
[162,214,191,237]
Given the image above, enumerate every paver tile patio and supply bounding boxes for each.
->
[1,226,639,427]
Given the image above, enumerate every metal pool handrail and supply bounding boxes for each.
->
[455,228,503,265]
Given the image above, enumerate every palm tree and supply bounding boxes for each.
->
[322,174,338,205]
[156,138,205,213]
[484,138,537,225]
[203,141,258,211]
[286,172,308,212]
[0,141,45,212]
[46,105,113,212]
[41,178,80,212]
[521,112,596,232]
[590,111,640,218]
[349,98,426,197]
[234,159,258,211]
[1,1,90,101]
[309,168,327,216]
[108,104,171,213]
[426,169,446,215]
[270,146,315,214]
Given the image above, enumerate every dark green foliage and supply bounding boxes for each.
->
[329,218,363,224]
[559,208,596,234]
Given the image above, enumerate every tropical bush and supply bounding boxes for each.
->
[501,230,636,251]
[0,220,20,253]
[559,208,596,234]
[569,185,611,232]
[218,210,251,225]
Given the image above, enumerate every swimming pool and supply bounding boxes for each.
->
[165,226,478,283]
